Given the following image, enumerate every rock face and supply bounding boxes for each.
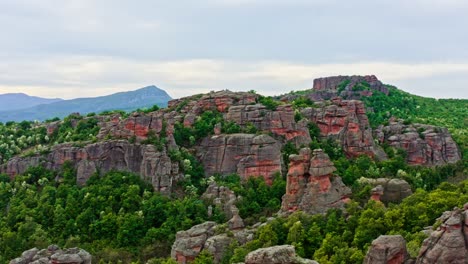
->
[1,140,181,194]
[280,148,351,215]
[171,221,255,264]
[301,98,387,159]
[416,205,468,264]
[359,178,413,203]
[198,134,282,184]
[202,182,238,219]
[10,245,91,264]
[226,104,311,145]
[312,75,388,100]
[375,120,461,166]
[243,245,318,264]
[364,235,410,264]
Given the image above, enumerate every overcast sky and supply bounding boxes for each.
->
[1,0,467,99]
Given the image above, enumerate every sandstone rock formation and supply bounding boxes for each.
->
[359,178,413,203]
[10,245,91,264]
[202,182,238,219]
[364,235,410,264]
[301,98,387,159]
[280,148,351,215]
[243,245,318,264]
[311,75,388,100]
[370,185,384,202]
[1,140,181,194]
[226,104,311,145]
[375,120,461,166]
[416,205,468,264]
[171,221,255,264]
[198,134,282,184]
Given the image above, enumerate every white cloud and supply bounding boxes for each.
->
[0,56,468,99]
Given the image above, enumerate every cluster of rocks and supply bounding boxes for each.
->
[365,205,468,264]
[10,245,91,264]
[0,140,181,194]
[375,120,461,166]
[242,245,318,264]
[359,177,413,203]
[280,148,351,215]
[301,97,387,159]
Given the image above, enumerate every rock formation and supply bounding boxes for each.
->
[416,205,468,264]
[301,98,387,159]
[10,245,92,264]
[202,182,238,219]
[198,134,282,184]
[280,148,351,215]
[359,178,413,203]
[243,245,318,264]
[363,235,410,264]
[375,120,461,166]
[1,140,181,194]
[226,104,311,145]
[171,221,255,264]
[311,75,388,100]
[370,185,385,202]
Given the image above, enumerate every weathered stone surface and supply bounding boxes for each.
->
[416,206,468,264]
[359,178,413,203]
[370,185,385,202]
[280,148,351,215]
[10,246,91,264]
[244,245,318,264]
[198,134,282,184]
[302,98,387,159]
[228,206,245,230]
[168,90,257,115]
[226,104,311,145]
[364,235,410,264]
[1,140,181,194]
[311,75,388,100]
[375,121,461,166]
[202,182,238,219]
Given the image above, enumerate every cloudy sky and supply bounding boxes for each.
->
[1,0,467,99]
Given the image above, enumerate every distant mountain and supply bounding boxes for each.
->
[0,85,172,122]
[0,93,63,111]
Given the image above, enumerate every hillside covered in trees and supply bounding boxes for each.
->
[1,75,467,263]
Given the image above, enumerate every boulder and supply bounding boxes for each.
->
[9,246,91,264]
[202,182,238,219]
[1,140,181,195]
[301,99,387,159]
[416,206,468,264]
[359,178,413,203]
[280,148,351,215]
[244,245,318,264]
[171,222,218,264]
[375,121,461,166]
[364,235,410,264]
[198,134,282,184]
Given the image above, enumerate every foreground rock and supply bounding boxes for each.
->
[280,148,351,215]
[1,140,181,194]
[243,245,318,264]
[375,120,461,166]
[171,221,254,264]
[198,134,282,184]
[364,235,410,264]
[416,205,468,264]
[10,245,91,264]
[301,98,387,159]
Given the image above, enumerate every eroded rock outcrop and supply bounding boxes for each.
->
[416,205,468,264]
[10,245,91,264]
[202,182,238,219]
[226,104,311,145]
[1,140,181,194]
[198,134,282,184]
[312,75,388,100]
[375,120,461,166]
[171,221,255,264]
[301,98,387,159]
[359,178,413,203]
[280,148,351,215]
[243,245,318,264]
[364,235,410,264]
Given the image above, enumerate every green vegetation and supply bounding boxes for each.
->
[0,121,48,163]
[257,95,281,111]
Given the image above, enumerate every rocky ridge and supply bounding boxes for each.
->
[10,245,92,264]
